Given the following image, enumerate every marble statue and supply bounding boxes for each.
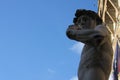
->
[66,9,113,80]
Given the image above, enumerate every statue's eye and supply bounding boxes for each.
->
[82,17,88,22]
[78,17,88,23]
[76,16,89,25]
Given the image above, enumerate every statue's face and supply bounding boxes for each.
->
[76,15,96,29]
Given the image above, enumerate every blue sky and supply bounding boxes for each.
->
[0,0,97,80]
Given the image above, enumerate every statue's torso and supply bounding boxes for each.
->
[79,42,113,75]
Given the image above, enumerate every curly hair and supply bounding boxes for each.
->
[73,9,103,25]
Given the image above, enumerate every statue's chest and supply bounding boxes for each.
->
[80,45,102,64]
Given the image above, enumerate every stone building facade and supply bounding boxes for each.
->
[98,0,120,47]
[98,0,120,79]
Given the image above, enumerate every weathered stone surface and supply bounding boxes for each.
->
[66,9,113,80]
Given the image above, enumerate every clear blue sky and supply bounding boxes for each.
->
[0,0,97,80]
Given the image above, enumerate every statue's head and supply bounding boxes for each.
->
[73,9,103,29]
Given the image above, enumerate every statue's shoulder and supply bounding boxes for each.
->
[95,23,107,30]
[95,23,110,35]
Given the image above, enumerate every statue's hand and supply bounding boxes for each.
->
[68,25,81,30]
[66,25,79,39]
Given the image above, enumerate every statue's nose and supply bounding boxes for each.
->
[79,19,85,25]
[80,21,85,26]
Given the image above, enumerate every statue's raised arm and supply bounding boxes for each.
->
[66,9,113,80]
